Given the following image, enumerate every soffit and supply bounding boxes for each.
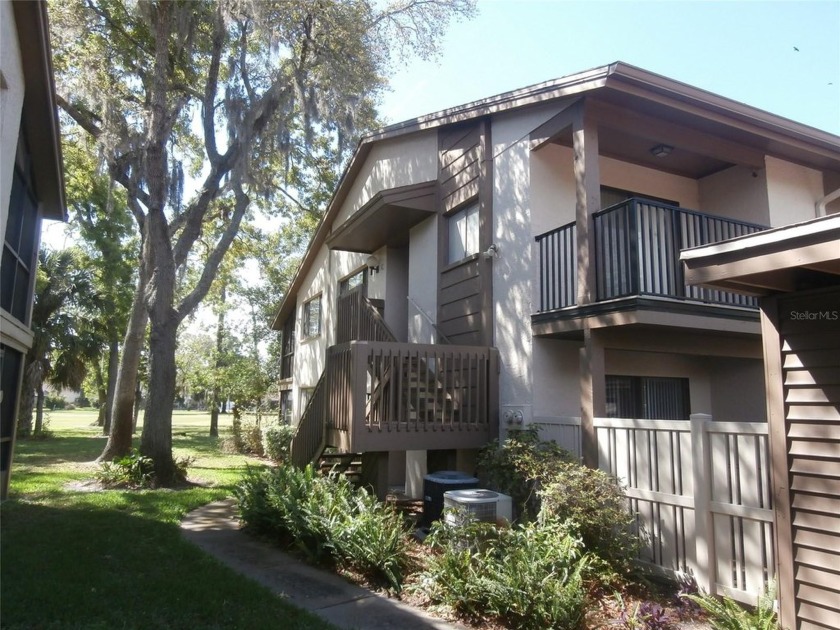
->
[326,181,437,254]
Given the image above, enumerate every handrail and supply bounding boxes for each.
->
[336,289,398,343]
[406,295,452,344]
[289,371,327,468]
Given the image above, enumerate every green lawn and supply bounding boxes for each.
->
[1,409,334,630]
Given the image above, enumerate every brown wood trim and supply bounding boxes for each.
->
[573,104,600,306]
[760,295,796,630]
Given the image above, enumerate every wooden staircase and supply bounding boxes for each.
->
[318,451,363,483]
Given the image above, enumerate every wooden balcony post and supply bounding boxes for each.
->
[580,327,605,468]
[573,110,601,306]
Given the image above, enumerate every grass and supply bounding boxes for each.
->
[1,409,335,630]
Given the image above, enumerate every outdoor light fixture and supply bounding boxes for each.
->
[650,144,673,158]
[365,254,380,274]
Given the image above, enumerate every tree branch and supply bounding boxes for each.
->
[176,182,250,321]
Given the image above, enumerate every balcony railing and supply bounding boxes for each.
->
[328,341,498,453]
[535,198,766,312]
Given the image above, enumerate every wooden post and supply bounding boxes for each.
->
[580,327,605,468]
[759,296,796,630]
[690,412,715,595]
[573,109,601,306]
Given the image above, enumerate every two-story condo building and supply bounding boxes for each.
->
[272,62,839,510]
[1,1,66,499]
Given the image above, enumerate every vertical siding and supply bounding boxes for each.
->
[437,120,493,346]
[777,289,840,630]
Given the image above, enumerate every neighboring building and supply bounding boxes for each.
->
[682,214,840,630]
[1,1,67,499]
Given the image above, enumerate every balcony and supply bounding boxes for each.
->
[290,341,499,467]
[535,198,767,316]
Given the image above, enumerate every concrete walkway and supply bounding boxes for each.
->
[181,499,467,630]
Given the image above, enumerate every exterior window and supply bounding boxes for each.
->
[447,203,479,263]
[279,389,293,425]
[339,268,367,296]
[2,147,39,324]
[280,316,295,380]
[1,344,23,479]
[302,295,321,339]
[299,387,315,416]
[606,375,690,420]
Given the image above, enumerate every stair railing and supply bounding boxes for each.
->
[407,295,452,344]
[289,371,327,468]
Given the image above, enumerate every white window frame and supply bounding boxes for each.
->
[447,202,480,264]
[302,294,321,339]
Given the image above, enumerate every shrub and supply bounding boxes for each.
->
[477,426,574,520]
[45,394,66,410]
[97,450,154,488]
[685,581,778,630]
[418,516,590,629]
[477,426,638,574]
[235,465,409,591]
[539,463,638,574]
[263,423,295,463]
[96,450,193,489]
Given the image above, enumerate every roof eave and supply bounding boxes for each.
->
[14,1,67,222]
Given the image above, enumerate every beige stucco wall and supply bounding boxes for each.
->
[532,338,581,417]
[765,155,824,226]
[699,165,770,225]
[530,143,576,236]
[407,215,438,344]
[493,103,569,423]
[600,156,701,209]
[706,357,767,421]
[0,1,24,237]
[333,131,438,228]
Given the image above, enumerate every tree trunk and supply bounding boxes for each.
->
[104,339,119,433]
[133,381,142,433]
[98,263,149,462]
[94,360,107,429]
[209,283,225,437]
[140,315,179,485]
[16,357,36,438]
[34,384,45,435]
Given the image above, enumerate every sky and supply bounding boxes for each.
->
[379,0,840,135]
[43,1,840,251]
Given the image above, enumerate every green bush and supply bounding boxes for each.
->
[96,450,193,489]
[538,463,638,575]
[478,426,638,574]
[417,516,590,629]
[685,581,779,630]
[263,423,295,463]
[477,426,574,521]
[45,394,66,410]
[235,465,409,591]
[96,450,154,488]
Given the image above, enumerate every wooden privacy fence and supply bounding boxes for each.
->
[535,414,774,604]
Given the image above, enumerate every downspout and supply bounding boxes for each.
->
[816,187,840,217]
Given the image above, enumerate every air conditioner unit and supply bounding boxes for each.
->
[443,489,513,525]
[421,471,479,526]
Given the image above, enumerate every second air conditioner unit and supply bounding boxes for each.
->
[443,489,513,525]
